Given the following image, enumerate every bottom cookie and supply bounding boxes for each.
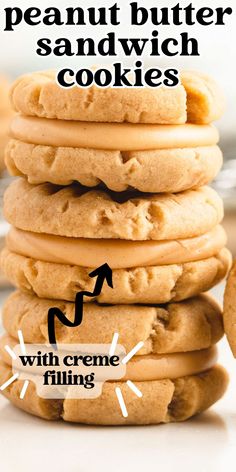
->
[0,361,228,425]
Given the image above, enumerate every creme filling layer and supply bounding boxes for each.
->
[2,340,217,381]
[7,226,226,269]
[10,115,219,151]
[124,346,217,381]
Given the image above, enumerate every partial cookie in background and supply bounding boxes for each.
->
[0,117,11,174]
[0,75,12,286]
[0,76,11,114]
[224,261,236,356]
[4,179,224,240]
[1,291,223,353]
[9,69,225,124]
[5,140,223,193]
[0,360,229,424]
[1,247,231,304]
[0,76,12,174]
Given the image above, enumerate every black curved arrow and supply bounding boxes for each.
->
[48,263,113,348]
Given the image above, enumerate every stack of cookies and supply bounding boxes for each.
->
[0,70,232,425]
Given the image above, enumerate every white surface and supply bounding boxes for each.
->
[0,284,236,472]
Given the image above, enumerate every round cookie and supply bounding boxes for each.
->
[9,70,224,124]
[5,139,223,193]
[2,291,223,353]
[0,360,229,424]
[1,247,231,304]
[4,179,224,240]
[224,261,236,356]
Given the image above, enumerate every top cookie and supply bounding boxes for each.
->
[10,69,224,124]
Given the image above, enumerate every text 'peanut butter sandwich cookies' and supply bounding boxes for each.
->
[0,69,230,425]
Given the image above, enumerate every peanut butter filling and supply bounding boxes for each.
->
[7,225,226,269]
[0,334,217,382]
[10,115,219,151]
[124,346,217,381]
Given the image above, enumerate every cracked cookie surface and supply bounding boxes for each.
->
[5,140,223,193]
[9,70,225,124]
[1,291,223,353]
[4,179,224,240]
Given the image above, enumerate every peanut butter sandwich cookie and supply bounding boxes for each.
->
[2,179,231,304]
[6,70,224,193]
[0,290,227,424]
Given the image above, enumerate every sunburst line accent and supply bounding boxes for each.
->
[4,345,17,360]
[115,387,128,417]
[121,341,144,364]
[109,332,119,356]
[0,373,19,391]
[20,380,29,399]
